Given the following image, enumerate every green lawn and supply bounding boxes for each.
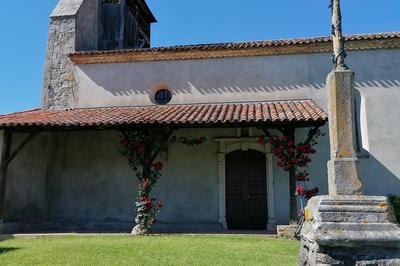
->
[0,235,299,265]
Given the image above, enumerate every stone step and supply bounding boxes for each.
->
[318,211,393,223]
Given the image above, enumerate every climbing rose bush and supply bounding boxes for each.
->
[120,130,207,234]
[120,130,167,234]
[170,136,207,146]
[258,129,324,201]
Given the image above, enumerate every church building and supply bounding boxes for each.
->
[0,0,399,233]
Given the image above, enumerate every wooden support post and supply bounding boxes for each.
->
[286,128,297,224]
[0,131,40,222]
[119,0,126,49]
[260,126,298,224]
[0,130,12,222]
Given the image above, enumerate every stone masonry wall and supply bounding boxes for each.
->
[42,17,77,109]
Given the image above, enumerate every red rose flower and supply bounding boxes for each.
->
[296,185,305,196]
[257,136,265,145]
[155,161,164,171]
[120,139,130,145]
[151,219,157,225]
[136,144,145,154]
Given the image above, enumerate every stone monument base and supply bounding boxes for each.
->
[298,195,400,265]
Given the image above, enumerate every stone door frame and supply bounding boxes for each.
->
[215,137,276,231]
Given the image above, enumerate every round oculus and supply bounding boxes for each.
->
[154,89,172,105]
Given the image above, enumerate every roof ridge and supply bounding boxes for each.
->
[0,108,42,117]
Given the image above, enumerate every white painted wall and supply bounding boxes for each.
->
[73,49,400,111]
[73,52,329,109]
[5,133,52,222]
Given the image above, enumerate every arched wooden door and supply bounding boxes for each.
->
[225,150,267,230]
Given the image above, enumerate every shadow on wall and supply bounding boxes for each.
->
[84,73,326,97]
[355,80,400,90]
[359,153,400,196]
[187,81,325,95]
[353,89,400,196]
[84,70,400,98]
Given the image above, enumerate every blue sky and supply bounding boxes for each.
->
[0,0,399,114]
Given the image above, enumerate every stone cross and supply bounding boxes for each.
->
[326,0,363,195]
[298,2,400,264]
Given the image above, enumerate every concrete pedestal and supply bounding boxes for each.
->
[298,196,400,265]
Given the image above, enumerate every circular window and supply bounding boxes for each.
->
[154,89,172,105]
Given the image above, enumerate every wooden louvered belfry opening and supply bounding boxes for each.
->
[99,0,154,50]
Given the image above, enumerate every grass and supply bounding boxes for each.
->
[0,235,299,265]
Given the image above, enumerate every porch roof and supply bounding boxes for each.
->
[0,100,327,131]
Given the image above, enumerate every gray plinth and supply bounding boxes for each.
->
[298,196,400,265]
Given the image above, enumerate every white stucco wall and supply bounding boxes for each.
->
[73,49,400,111]
[73,52,329,109]
[5,133,52,222]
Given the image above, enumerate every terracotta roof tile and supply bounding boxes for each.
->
[0,100,327,130]
[72,32,400,56]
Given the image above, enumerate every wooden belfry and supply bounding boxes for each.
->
[99,0,156,50]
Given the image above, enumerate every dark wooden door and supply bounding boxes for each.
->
[226,150,267,230]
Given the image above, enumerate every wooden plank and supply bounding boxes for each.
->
[119,0,126,49]
[4,132,40,166]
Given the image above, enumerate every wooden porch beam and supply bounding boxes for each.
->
[4,132,40,166]
[0,130,12,222]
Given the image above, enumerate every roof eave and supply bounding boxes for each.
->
[0,119,327,132]
[69,32,400,65]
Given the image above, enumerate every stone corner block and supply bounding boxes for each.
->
[327,158,363,195]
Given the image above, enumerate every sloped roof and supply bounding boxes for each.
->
[70,32,400,64]
[0,100,327,130]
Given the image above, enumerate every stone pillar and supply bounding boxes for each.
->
[266,153,276,232]
[326,70,362,196]
[299,0,400,264]
[299,63,400,266]
[299,69,400,265]
[217,152,227,230]
[298,71,400,265]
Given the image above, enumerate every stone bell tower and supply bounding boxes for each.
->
[42,0,156,109]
